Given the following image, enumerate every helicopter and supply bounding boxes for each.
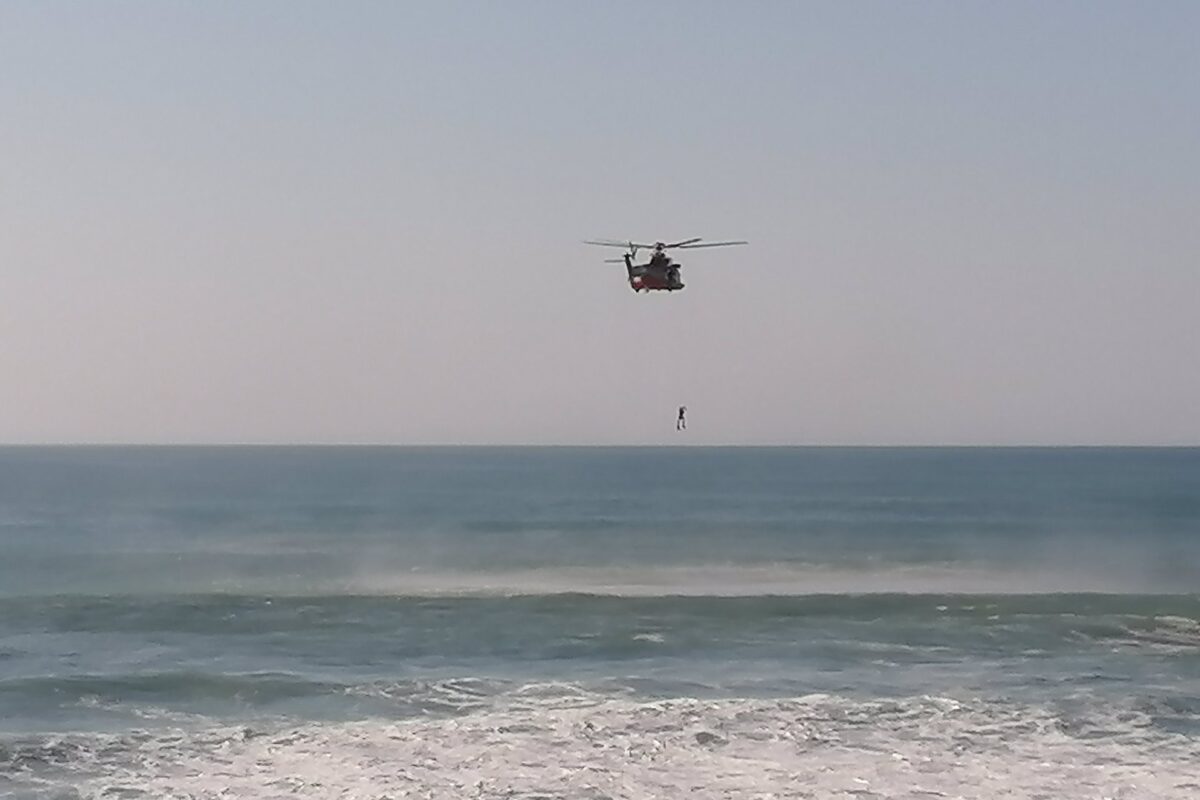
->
[584,238,747,292]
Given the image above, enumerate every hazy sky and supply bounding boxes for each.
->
[2,2,1197,445]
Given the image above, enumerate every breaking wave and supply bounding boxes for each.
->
[3,689,1199,799]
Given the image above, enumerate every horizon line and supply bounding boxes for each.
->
[1,442,1198,449]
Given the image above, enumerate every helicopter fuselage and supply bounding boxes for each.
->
[624,253,684,292]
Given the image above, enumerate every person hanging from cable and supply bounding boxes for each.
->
[676,405,687,431]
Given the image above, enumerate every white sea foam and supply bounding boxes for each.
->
[344,562,1168,597]
[12,690,1198,800]
[1118,615,1200,649]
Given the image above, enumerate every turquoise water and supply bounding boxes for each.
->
[1,447,1198,798]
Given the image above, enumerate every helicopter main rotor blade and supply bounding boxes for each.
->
[584,239,659,249]
[675,240,748,249]
[663,238,703,248]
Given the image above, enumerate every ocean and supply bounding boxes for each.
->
[0,446,1198,799]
